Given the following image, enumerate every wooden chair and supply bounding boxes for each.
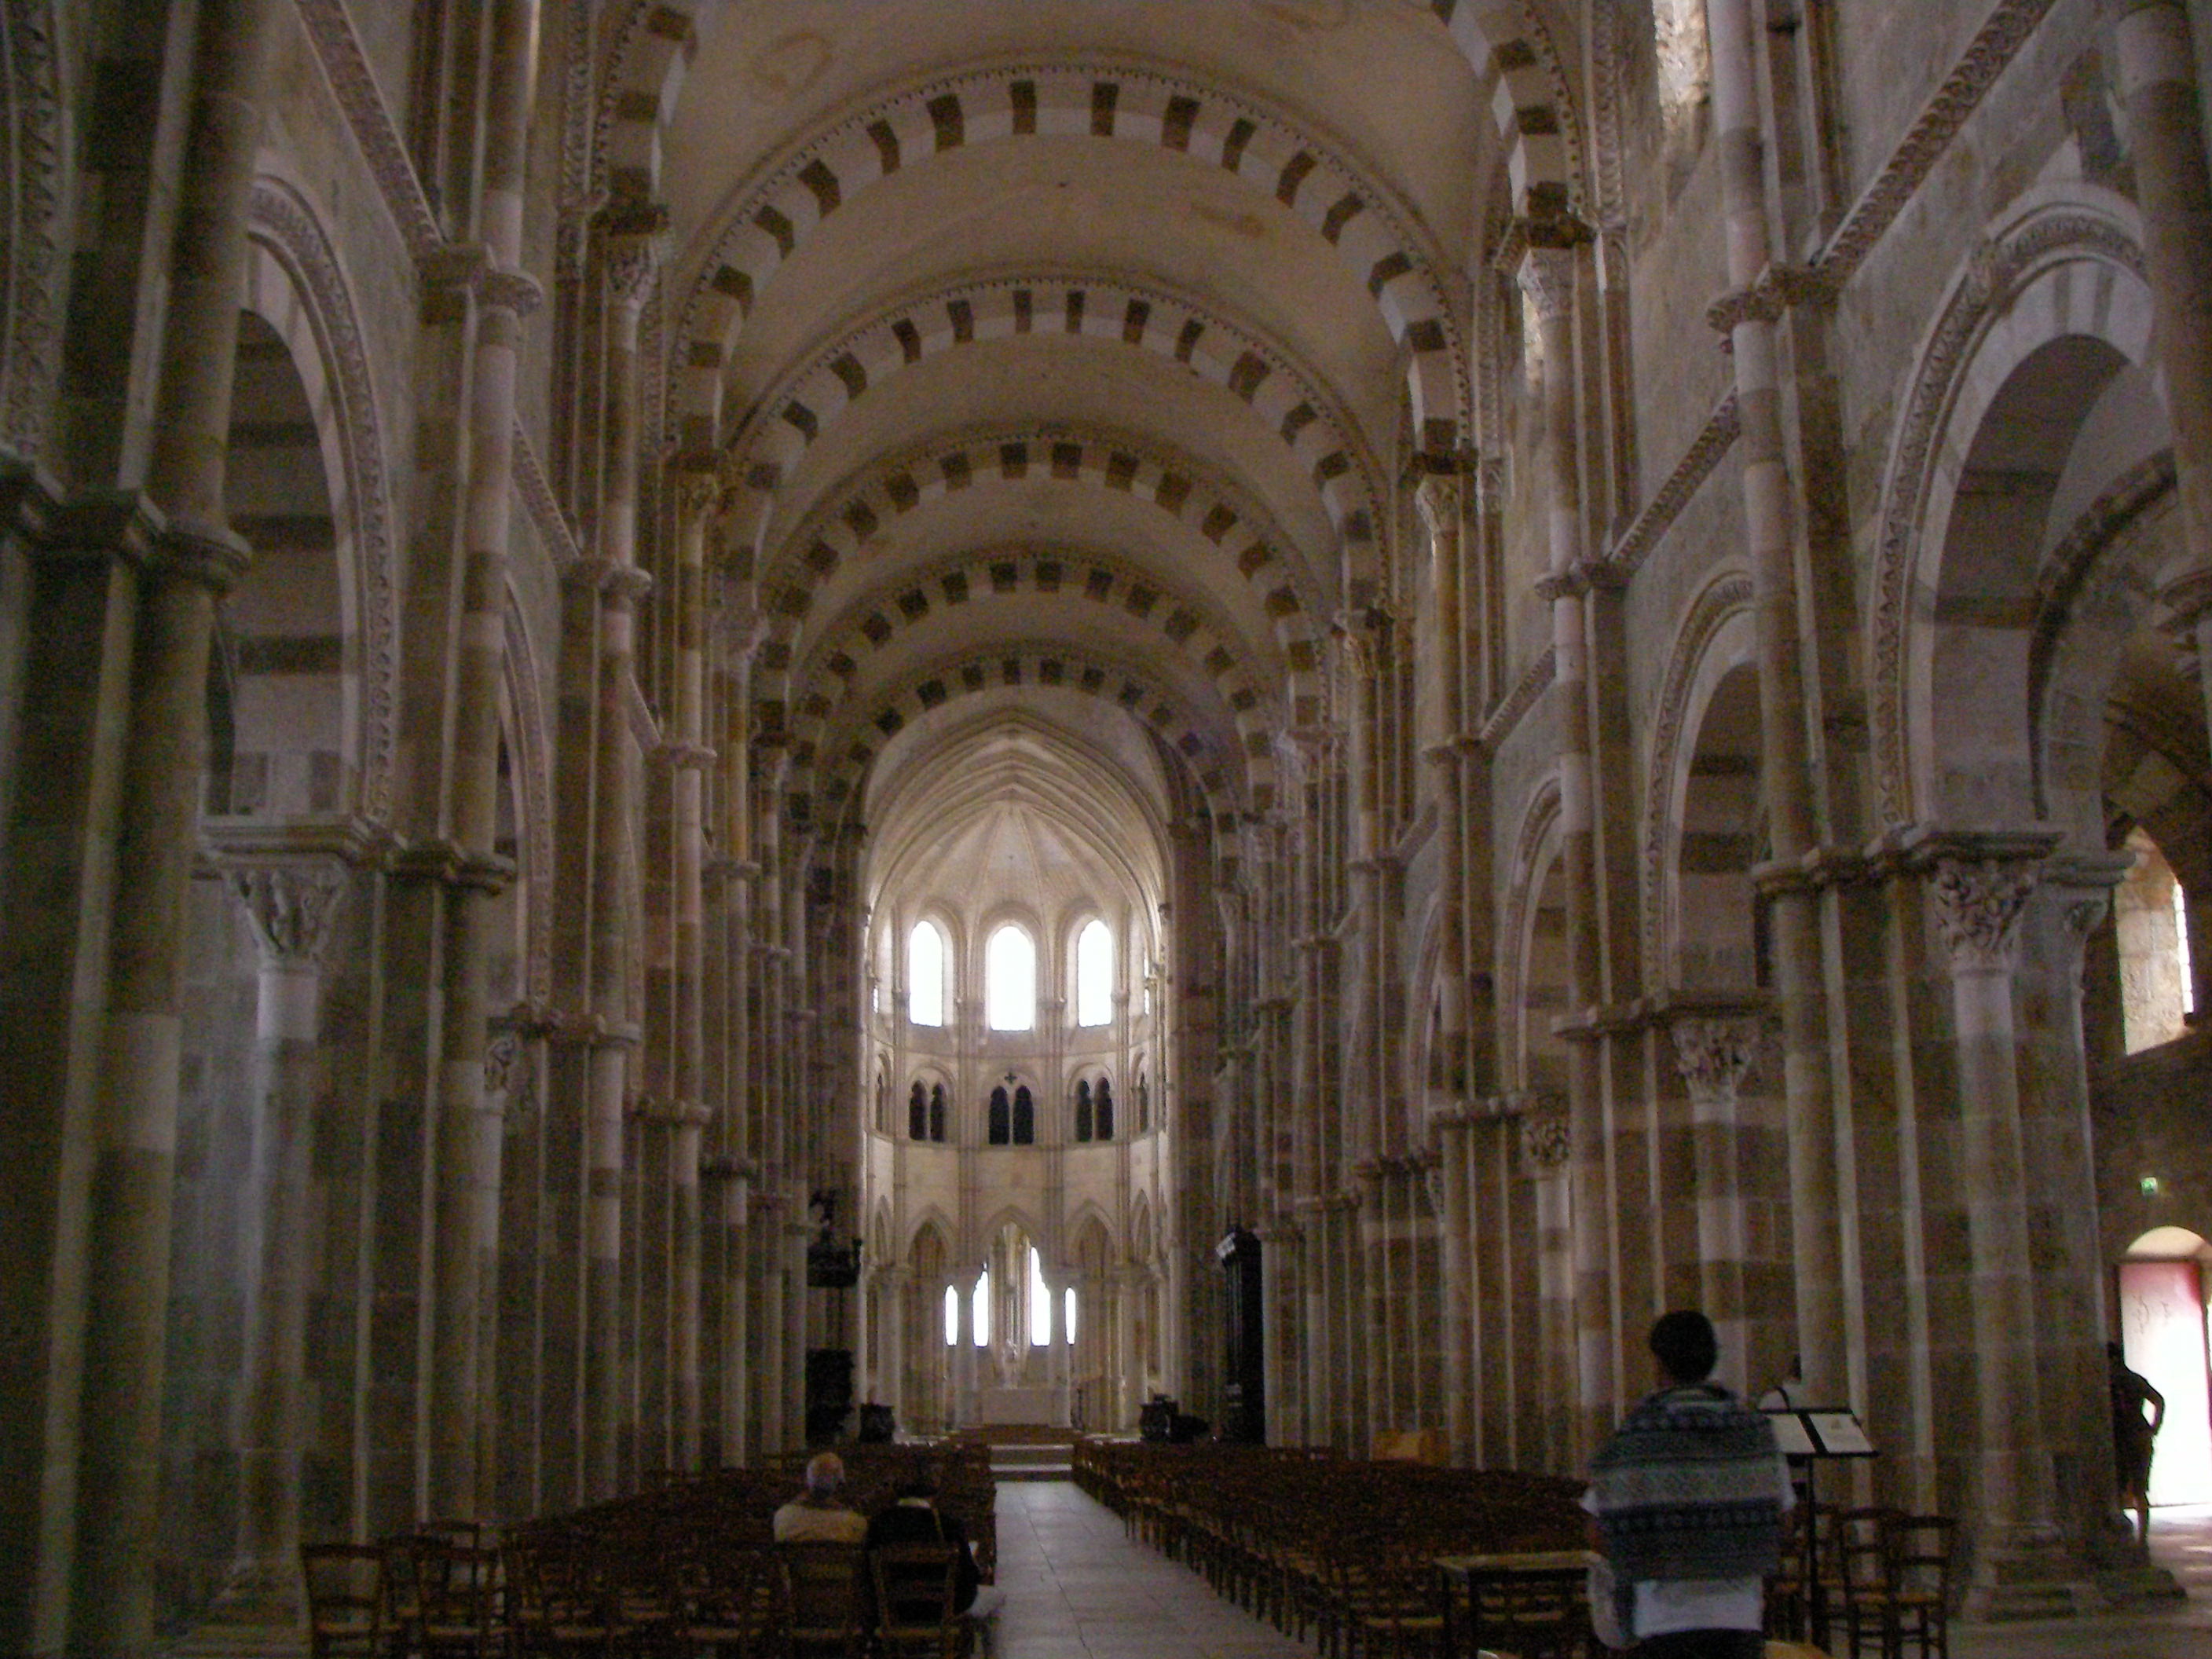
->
[1884,1514,1957,1659]
[780,1542,871,1659]
[300,1544,387,1659]
[504,1530,621,1656]
[667,1544,791,1659]
[403,1536,501,1658]
[870,1543,968,1659]
[1834,1507,1899,1659]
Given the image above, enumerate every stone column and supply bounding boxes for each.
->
[1517,240,1612,1455]
[1434,1114,1474,1463]
[69,2,280,1646]
[1927,841,2078,1613]
[218,856,346,1612]
[1668,1012,1763,1382]
[2117,2,2212,679]
[1522,1102,1575,1472]
[1704,0,1848,1408]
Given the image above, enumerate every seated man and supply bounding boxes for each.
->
[773,1451,869,1544]
[866,1476,1005,1651]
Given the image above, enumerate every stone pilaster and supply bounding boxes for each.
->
[1705,0,1851,1415]
[69,3,280,1648]
[1665,1006,1766,1382]
[1921,835,2093,1615]
[200,850,347,1617]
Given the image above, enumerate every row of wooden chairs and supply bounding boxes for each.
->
[305,1533,976,1658]
[1075,1439,1587,1659]
[1770,1504,1957,1659]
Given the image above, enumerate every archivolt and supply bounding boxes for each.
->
[784,543,1288,804]
[793,642,1251,842]
[749,427,1326,710]
[244,178,400,827]
[725,269,1382,571]
[663,62,1467,454]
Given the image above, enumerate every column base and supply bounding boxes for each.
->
[1963,1525,2105,1621]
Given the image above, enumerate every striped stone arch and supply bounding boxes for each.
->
[782,544,1288,807]
[726,271,1382,570]
[750,429,1327,701]
[667,64,1467,455]
[790,643,1251,840]
[1498,776,1562,1090]
[596,3,1580,314]
[1428,0,1580,218]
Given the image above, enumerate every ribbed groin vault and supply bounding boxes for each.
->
[5,0,2212,1650]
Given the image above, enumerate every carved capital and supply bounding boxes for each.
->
[483,1027,523,1097]
[1514,246,1577,323]
[1932,856,2039,972]
[1670,1016,1762,1108]
[672,467,723,521]
[603,238,661,313]
[229,862,347,968]
[1415,474,1461,544]
[1518,1105,1571,1175]
[155,518,253,594]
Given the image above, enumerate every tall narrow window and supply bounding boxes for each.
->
[1076,918,1113,1027]
[972,1270,990,1347]
[1095,1079,1115,1141]
[987,1086,1011,1146]
[943,1284,958,1346]
[1064,1287,1077,1345]
[986,924,1035,1030]
[909,921,947,1027]
[1028,1247,1053,1346]
[908,1081,928,1141]
[2176,880,2197,1017]
[928,1083,947,1143]
[1074,1079,1093,1144]
[1013,1084,1035,1144]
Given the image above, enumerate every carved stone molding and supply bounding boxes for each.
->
[1414,473,1460,544]
[291,0,441,258]
[1606,394,1740,580]
[1479,646,1555,750]
[1,0,65,457]
[229,863,348,969]
[1815,0,2064,288]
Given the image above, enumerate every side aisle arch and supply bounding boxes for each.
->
[242,177,400,826]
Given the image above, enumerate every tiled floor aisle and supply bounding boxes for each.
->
[994,1481,1316,1659]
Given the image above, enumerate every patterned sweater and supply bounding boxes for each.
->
[1586,1382,1787,1584]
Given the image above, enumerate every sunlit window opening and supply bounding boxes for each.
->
[909,921,946,1027]
[1064,1286,1077,1346]
[986,925,1035,1031]
[2119,830,2193,1053]
[943,1284,958,1346]
[1028,1246,1053,1346]
[2176,881,2196,1018]
[1076,918,1113,1027]
[972,1269,990,1346]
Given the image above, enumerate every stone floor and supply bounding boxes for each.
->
[994,1479,1313,1657]
[1949,1503,2212,1659]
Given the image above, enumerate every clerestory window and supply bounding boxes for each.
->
[1075,918,1113,1027]
[986,924,1035,1031]
[908,920,947,1027]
